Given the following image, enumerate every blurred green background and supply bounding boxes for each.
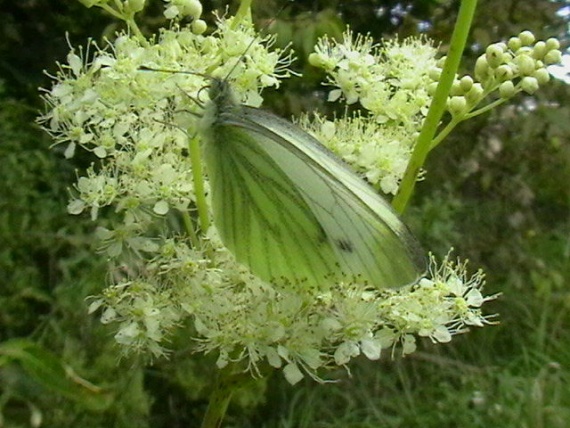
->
[1,0,569,426]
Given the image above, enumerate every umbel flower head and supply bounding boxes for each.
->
[38,1,500,384]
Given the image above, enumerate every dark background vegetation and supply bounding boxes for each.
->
[1,0,569,426]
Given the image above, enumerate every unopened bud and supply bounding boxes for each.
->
[127,0,146,13]
[475,55,489,80]
[533,68,550,85]
[427,81,439,96]
[545,38,560,51]
[495,65,513,81]
[450,79,463,96]
[507,37,522,52]
[486,44,504,68]
[191,19,207,35]
[544,49,562,65]
[465,83,484,103]
[532,41,546,60]
[516,55,536,76]
[521,76,539,94]
[459,75,474,92]
[519,30,536,46]
[448,96,468,116]
[499,81,515,98]
[428,67,442,81]
[183,0,203,19]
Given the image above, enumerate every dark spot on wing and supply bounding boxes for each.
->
[336,238,354,252]
[316,224,328,244]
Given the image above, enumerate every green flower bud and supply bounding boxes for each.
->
[486,44,504,68]
[508,37,522,52]
[533,68,550,85]
[450,79,463,96]
[127,0,146,13]
[191,19,207,35]
[475,55,489,80]
[519,30,535,46]
[501,52,513,64]
[465,83,484,103]
[545,38,561,51]
[516,54,536,76]
[428,67,442,81]
[459,75,474,92]
[495,64,513,81]
[532,41,546,59]
[544,49,562,65]
[495,42,508,53]
[499,81,515,98]
[447,96,468,116]
[308,52,323,67]
[183,0,203,19]
[521,76,539,94]
[427,82,439,96]
[436,56,447,68]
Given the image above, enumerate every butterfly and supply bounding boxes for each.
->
[199,77,426,289]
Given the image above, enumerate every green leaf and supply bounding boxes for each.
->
[0,339,113,411]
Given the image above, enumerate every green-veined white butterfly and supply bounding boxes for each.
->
[199,77,425,289]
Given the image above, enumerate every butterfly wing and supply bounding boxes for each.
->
[201,79,425,288]
[202,118,343,287]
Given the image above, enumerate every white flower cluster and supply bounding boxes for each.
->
[39,1,498,384]
[308,32,438,194]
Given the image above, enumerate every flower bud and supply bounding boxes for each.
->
[521,76,539,94]
[516,54,536,76]
[127,0,146,13]
[532,41,546,59]
[475,55,489,80]
[499,81,515,98]
[308,52,323,67]
[191,19,207,35]
[485,44,504,68]
[533,68,550,85]
[519,30,535,46]
[428,67,442,81]
[459,75,474,92]
[545,38,560,51]
[182,0,203,19]
[465,83,483,103]
[501,52,513,64]
[427,81,439,96]
[544,49,562,65]
[508,37,522,52]
[495,64,513,82]
[447,96,467,116]
[450,79,463,96]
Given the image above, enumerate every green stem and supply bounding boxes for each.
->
[392,0,478,213]
[200,367,242,428]
[232,0,253,28]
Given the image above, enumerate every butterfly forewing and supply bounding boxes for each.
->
[201,78,425,289]
[203,120,343,287]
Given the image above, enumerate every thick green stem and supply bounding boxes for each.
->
[232,0,253,27]
[200,367,243,428]
[392,0,478,213]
